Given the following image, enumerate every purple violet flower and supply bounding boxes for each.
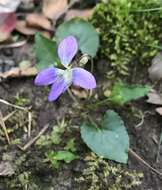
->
[34,35,96,101]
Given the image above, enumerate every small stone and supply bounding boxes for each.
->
[149,52,162,81]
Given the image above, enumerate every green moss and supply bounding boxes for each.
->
[91,0,162,77]
[75,153,143,190]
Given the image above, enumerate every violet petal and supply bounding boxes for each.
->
[48,79,68,101]
[58,35,78,67]
[34,67,62,86]
[72,68,96,89]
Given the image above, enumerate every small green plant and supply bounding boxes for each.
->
[14,94,30,106]
[34,18,150,166]
[36,120,66,147]
[46,150,78,169]
[36,120,78,169]
[91,0,162,77]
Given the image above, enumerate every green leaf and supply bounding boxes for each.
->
[81,110,129,163]
[47,150,77,168]
[55,18,99,57]
[108,82,151,105]
[35,33,59,71]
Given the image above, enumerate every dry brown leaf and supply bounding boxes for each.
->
[16,20,37,35]
[26,13,52,31]
[42,0,68,19]
[65,9,94,21]
[16,20,51,38]
[71,87,89,99]
[147,90,162,105]
[156,107,162,116]
[0,66,38,79]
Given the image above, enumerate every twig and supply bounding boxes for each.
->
[156,132,162,162]
[28,112,32,138]
[3,111,16,122]
[18,124,49,151]
[0,99,29,111]
[0,111,10,144]
[129,148,162,176]
[0,40,26,49]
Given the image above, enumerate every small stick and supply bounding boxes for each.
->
[156,132,162,162]
[129,148,162,176]
[0,99,28,111]
[0,111,10,144]
[28,112,32,138]
[0,40,26,49]
[3,111,16,122]
[18,124,49,151]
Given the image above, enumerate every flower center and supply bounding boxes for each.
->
[57,69,73,85]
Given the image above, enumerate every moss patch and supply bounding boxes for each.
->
[76,153,143,190]
[91,0,162,77]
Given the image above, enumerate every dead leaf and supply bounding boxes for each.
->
[26,13,52,31]
[156,107,162,115]
[0,66,38,79]
[0,161,14,176]
[148,52,162,81]
[0,0,21,12]
[16,20,37,35]
[147,90,162,105]
[65,9,94,21]
[71,87,89,99]
[16,20,51,38]
[0,12,16,42]
[42,0,68,19]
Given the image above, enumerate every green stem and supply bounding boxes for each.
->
[67,88,79,104]
[131,7,162,12]
[87,98,110,109]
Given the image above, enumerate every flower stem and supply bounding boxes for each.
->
[67,88,79,104]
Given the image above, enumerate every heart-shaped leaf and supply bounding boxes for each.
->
[81,110,129,163]
[55,18,99,57]
[35,33,60,71]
